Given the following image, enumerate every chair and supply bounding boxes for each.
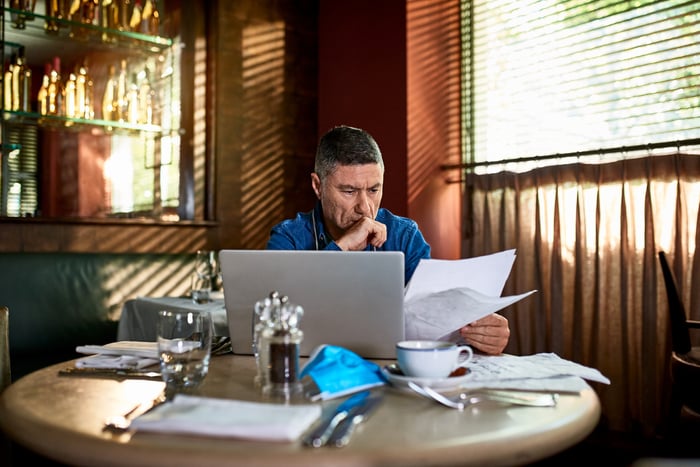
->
[657,251,700,431]
[0,306,10,392]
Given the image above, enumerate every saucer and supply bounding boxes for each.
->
[381,364,471,391]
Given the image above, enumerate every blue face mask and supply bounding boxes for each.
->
[300,345,387,400]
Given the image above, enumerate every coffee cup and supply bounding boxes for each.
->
[396,340,473,379]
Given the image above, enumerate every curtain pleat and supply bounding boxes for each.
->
[463,152,700,435]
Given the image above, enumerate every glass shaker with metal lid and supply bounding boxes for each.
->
[256,291,304,400]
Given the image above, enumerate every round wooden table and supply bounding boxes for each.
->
[0,354,600,467]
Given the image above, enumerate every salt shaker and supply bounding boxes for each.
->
[257,291,304,400]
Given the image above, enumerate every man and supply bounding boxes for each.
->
[267,125,510,355]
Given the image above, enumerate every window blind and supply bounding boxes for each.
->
[464,0,700,170]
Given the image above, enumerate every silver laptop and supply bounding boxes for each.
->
[219,249,405,359]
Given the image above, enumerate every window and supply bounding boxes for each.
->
[463,0,700,172]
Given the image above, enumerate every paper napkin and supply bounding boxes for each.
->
[75,354,159,369]
[76,341,159,359]
[131,394,322,442]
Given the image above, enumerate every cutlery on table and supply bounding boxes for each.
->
[407,381,558,410]
[302,390,371,448]
[326,394,383,448]
[59,367,162,381]
[103,390,168,432]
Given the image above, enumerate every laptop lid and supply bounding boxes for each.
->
[220,249,405,359]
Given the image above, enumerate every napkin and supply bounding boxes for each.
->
[131,394,322,442]
[76,341,159,359]
[75,354,159,369]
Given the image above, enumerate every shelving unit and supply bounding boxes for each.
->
[1,1,182,219]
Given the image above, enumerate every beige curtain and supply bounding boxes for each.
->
[463,152,700,435]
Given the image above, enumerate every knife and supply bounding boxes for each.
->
[58,367,162,381]
[327,394,383,448]
[302,390,370,448]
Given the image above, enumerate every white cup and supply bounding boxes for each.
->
[396,340,473,379]
[157,310,213,395]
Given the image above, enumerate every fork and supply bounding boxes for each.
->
[407,381,558,410]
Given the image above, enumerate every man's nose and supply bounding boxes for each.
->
[355,192,372,215]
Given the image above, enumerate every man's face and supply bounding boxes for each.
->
[311,163,384,239]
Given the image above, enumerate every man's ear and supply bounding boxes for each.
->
[311,173,322,199]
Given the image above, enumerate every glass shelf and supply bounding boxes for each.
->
[3,110,175,135]
[2,6,172,53]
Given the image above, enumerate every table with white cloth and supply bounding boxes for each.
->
[117,296,229,341]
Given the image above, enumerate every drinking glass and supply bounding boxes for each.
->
[191,273,212,304]
[191,250,214,303]
[157,310,213,397]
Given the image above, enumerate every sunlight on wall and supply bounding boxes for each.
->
[240,21,286,247]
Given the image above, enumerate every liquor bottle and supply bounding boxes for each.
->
[47,56,64,116]
[45,0,69,34]
[64,73,77,118]
[139,0,152,34]
[126,73,139,124]
[117,0,131,31]
[129,0,142,32]
[10,54,20,111]
[137,66,153,124]
[81,0,98,24]
[75,62,94,119]
[3,61,13,111]
[37,66,50,115]
[17,47,32,112]
[101,64,118,120]
[10,0,37,30]
[148,0,159,35]
[116,59,129,121]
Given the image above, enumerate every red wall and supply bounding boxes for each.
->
[318,0,461,259]
[318,0,408,216]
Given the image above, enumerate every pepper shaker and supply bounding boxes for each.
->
[257,291,304,400]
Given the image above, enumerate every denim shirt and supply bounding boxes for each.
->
[266,202,431,285]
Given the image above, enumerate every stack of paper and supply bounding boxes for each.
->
[75,341,159,369]
[404,249,536,340]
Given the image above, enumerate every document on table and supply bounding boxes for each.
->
[459,352,611,393]
[404,249,537,340]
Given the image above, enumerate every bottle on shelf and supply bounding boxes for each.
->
[101,64,118,120]
[116,59,128,121]
[3,48,32,113]
[37,65,50,116]
[3,61,12,112]
[75,62,94,119]
[10,0,37,30]
[18,47,32,113]
[137,66,154,124]
[45,0,69,34]
[126,72,139,124]
[117,0,132,32]
[47,56,64,116]
[64,73,77,118]
[129,0,143,32]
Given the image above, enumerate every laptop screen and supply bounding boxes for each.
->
[219,249,405,359]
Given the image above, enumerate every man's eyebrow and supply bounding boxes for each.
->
[336,182,382,190]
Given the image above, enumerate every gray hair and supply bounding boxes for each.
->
[314,125,385,182]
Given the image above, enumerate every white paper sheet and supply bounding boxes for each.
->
[452,352,610,393]
[132,394,322,442]
[405,249,518,301]
[404,250,537,340]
